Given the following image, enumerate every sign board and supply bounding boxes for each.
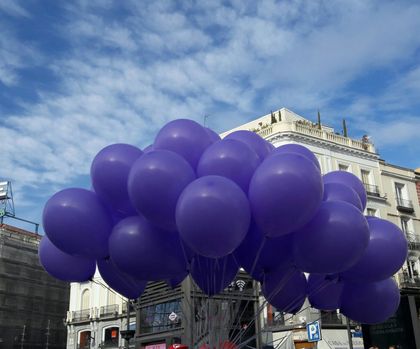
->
[169,312,178,321]
[145,343,166,349]
[307,320,322,342]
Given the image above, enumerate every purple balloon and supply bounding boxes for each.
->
[91,144,143,215]
[323,182,363,211]
[308,274,343,311]
[205,127,221,143]
[43,188,113,258]
[166,271,189,289]
[154,119,212,169]
[293,201,369,274]
[176,175,251,258]
[323,171,367,210]
[248,153,323,237]
[263,268,307,314]
[128,150,196,231]
[340,217,408,282]
[39,236,95,282]
[340,278,400,324]
[225,130,272,161]
[270,144,320,170]
[143,144,154,153]
[234,222,294,282]
[109,215,187,281]
[191,254,238,296]
[97,258,147,299]
[197,139,261,192]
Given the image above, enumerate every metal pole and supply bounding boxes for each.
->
[346,316,354,349]
[21,325,26,349]
[126,300,130,349]
[46,320,50,349]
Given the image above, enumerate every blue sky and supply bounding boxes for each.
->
[1,0,420,230]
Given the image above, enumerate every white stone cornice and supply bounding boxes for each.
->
[268,132,379,161]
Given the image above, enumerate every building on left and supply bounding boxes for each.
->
[0,180,70,349]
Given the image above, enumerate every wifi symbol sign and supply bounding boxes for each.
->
[236,279,246,291]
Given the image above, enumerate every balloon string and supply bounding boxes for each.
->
[228,236,266,343]
[230,277,333,347]
[229,268,296,345]
[180,240,192,271]
[250,236,266,279]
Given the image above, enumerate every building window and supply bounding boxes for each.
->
[361,169,370,184]
[400,216,412,234]
[107,289,116,306]
[81,289,90,310]
[79,331,91,349]
[366,208,377,217]
[139,299,182,334]
[338,163,349,172]
[395,183,405,201]
[104,327,119,346]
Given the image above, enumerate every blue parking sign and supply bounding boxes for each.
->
[307,320,322,342]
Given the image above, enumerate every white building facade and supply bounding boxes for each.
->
[66,270,135,349]
[222,107,420,348]
[67,107,420,349]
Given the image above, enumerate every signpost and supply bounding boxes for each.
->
[307,320,322,343]
[169,312,178,322]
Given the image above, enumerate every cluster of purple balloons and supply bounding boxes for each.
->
[39,119,408,324]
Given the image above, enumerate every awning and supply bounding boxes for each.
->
[316,329,364,349]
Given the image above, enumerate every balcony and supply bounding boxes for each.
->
[396,198,414,213]
[405,232,420,251]
[397,272,420,289]
[241,121,375,153]
[100,304,119,318]
[363,183,381,197]
[72,309,90,322]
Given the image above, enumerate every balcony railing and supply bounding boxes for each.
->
[404,232,420,251]
[100,304,119,318]
[72,309,90,322]
[397,272,420,289]
[396,198,414,213]
[244,121,375,153]
[363,183,381,197]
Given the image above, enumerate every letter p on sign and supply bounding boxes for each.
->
[307,320,321,342]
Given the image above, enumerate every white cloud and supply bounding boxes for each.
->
[2,0,420,222]
[0,0,30,17]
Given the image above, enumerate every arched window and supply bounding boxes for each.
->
[79,330,91,349]
[107,289,116,305]
[81,289,90,310]
[104,327,119,346]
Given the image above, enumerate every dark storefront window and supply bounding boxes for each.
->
[139,300,182,334]
[103,327,119,347]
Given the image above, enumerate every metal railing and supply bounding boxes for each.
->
[396,197,414,210]
[405,232,420,250]
[363,183,380,197]
[72,309,90,322]
[397,272,420,289]
[100,304,119,317]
